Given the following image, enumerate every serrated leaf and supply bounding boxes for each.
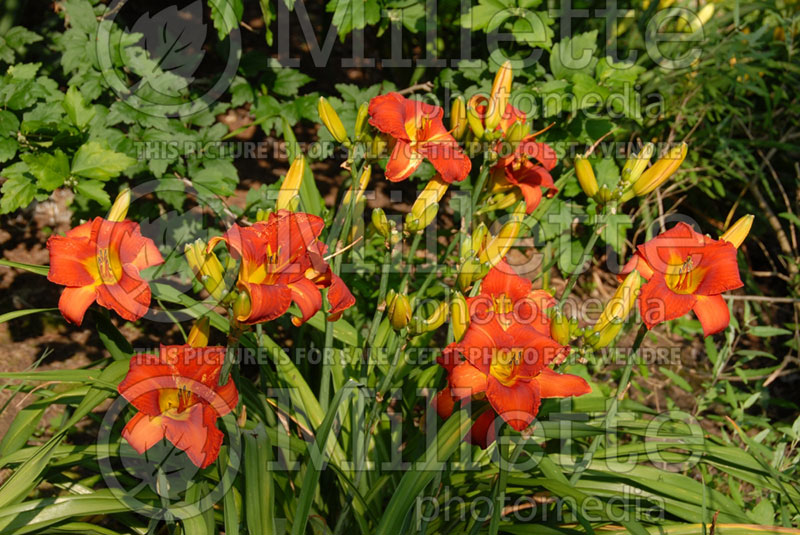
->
[71,141,136,181]
[0,171,35,214]
[74,179,111,207]
[62,86,95,129]
[0,110,20,136]
[21,150,70,190]
[270,68,313,97]
[0,138,17,163]
[550,30,598,80]
[209,0,244,40]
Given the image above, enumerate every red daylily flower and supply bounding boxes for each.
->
[466,97,558,214]
[621,222,743,336]
[467,259,555,336]
[210,210,355,325]
[490,135,558,215]
[435,316,590,447]
[368,92,471,183]
[435,261,589,448]
[118,344,238,469]
[47,217,163,325]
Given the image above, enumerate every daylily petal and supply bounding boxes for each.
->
[692,294,731,337]
[419,139,472,183]
[516,181,543,214]
[384,139,423,182]
[122,412,166,455]
[288,276,323,326]
[117,353,176,416]
[163,403,224,469]
[449,362,489,399]
[57,285,97,326]
[468,408,498,449]
[535,368,592,398]
[368,92,412,140]
[486,377,540,431]
[480,260,533,303]
[47,234,97,287]
[326,273,355,321]
[238,282,292,324]
[638,274,697,329]
[95,269,151,322]
[693,242,743,295]
[166,345,226,390]
[619,253,654,281]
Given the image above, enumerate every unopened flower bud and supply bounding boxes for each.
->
[588,320,624,349]
[720,214,753,248]
[371,207,391,240]
[550,309,571,345]
[107,188,131,222]
[409,300,448,335]
[478,215,524,267]
[575,156,599,198]
[233,291,251,322]
[386,290,411,330]
[344,165,372,205]
[277,155,305,211]
[318,97,348,144]
[632,142,687,196]
[486,60,512,131]
[406,175,448,232]
[187,316,211,348]
[622,143,654,185]
[593,270,641,334]
[450,292,469,342]
[186,239,227,301]
[450,96,468,141]
[466,96,486,140]
[354,102,369,139]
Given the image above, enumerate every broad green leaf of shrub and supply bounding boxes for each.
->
[0,164,35,214]
[71,141,136,181]
[62,86,95,129]
[550,30,598,80]
[74,179,111,207]
[209,0,244,41]
[20,151,70,190]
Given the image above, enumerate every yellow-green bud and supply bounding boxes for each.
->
[318,97,348,144]
[550,310,571,345]
[622,142,654,185]
[575,156,599,198]
[187,316,211,348]
[450,96,468,141]
[108,188,131,222]
[450,292,469,342]
[354,102,369,139]
[386,290,411,330]
[371,207,391,240]
[632,142,688,196]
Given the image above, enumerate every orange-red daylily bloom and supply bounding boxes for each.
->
[368,92,471,183]
[621,222,743,337]
[118,344,238,469]
[490,131,558,215]
[469,97,558,214]
[467,259,555,336]
[435,262,590,448]
[210,210,355,325]
[47,217,163,325]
